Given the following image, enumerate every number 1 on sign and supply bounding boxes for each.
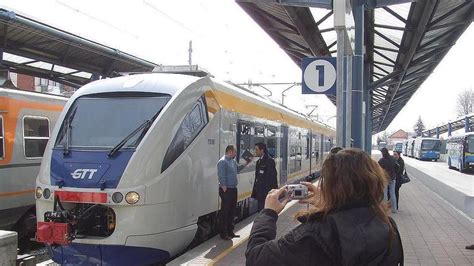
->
[316,65,324,87]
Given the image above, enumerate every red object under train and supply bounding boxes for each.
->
[36,222,71,245]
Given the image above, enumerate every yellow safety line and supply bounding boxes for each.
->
[0,189,35,197]
[206,200,298,266]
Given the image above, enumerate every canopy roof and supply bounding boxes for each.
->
[237,0,473,133]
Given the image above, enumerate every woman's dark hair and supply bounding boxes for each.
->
[296,148,392,237]
[381,147,390,159]
[393,151,401,156]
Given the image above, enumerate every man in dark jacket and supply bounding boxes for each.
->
[251,142,278,211]
[393,151,405,210]
[378,148,399,213]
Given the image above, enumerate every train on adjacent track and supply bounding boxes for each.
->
[446,132,474,172]
[413,137,441,161]
[0,88,66,243]
[35,73,336,265]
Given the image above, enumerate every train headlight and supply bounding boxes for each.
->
[112,192,124,203]
[43,188,51,199]
[125,192,140,204]
[35,187,43,199]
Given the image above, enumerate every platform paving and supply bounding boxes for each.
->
[172,153,474,266]
[392,168,473,265]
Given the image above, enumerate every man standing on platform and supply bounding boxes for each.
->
[252,142,278,211]
[217,145,251,240]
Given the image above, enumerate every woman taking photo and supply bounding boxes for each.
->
[245,148,403,265]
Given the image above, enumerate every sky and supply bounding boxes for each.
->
[1,0,473,135]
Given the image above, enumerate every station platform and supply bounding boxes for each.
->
[171,153,474,266]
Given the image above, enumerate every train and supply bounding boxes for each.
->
[35,73,336,265]
[446,132,474,172]
[0,88,66,242]
[413,137,441,161]
[406,138,415,157]
[393,142,403,153]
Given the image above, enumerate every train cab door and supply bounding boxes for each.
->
[279,126,289,185]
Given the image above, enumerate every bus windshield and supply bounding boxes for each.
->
[56,93,171,150]
[467,136,474,153]
[421,140,440,151]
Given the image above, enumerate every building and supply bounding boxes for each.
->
[388,129,409,145]
[2,71,75,96]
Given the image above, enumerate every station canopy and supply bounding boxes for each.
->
[0,8,160,88]
[237,0,473,133]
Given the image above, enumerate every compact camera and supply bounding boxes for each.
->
[286,184,309,199]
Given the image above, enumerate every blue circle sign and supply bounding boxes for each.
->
[302,57,337,95]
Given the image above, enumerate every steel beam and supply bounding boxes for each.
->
[378,1,437,132]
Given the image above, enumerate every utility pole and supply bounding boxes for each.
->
[188,40,193,68]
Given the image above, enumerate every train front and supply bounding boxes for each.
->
[35,74,193,265]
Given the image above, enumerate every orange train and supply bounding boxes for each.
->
[0,87,66,241]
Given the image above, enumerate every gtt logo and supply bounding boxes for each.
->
[71,169,98,180]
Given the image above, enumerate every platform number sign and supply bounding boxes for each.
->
[302,57,337,95]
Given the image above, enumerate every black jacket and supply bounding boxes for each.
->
[378,156,398,181]
[251,153,278,199]
[395,157,405,187]
[246,203,403,266]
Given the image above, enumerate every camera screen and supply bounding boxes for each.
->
[294,190,302,196]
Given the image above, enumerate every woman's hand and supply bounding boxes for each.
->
[264,187,290,214]
[298,181,321,206]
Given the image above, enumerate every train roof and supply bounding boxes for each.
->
[0,87,68,102]
[71,73,199,99]
[71,73,335,135]
[416,137,440,140]
[447,132,474,139]
[211,79,334,135]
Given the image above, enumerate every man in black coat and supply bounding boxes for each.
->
[251,142,278,211]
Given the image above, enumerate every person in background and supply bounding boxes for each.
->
[378,148,398,213]
[393,151,405,210]
[245,148,403,265]
[330,146,343,155]
[217,145,251,240]
[252,142,278,211]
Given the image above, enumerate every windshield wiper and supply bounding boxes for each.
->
[63,106,78,156]
[108,107,164,158]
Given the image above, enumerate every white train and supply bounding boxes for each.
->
[35,73,335,265]
[0,88,66,243]
[413,137,441,161]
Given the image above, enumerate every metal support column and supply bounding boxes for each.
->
[448,122,452,137]
[336,29,346,147]
[465,116,470,133]
[436,127,440,139]
[345,55,352,147]
[351,0,364,149]
[364,44,372,153]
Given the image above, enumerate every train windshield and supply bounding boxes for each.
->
[56,93,171,150]
[421,140,440,151]
[467,136,474,153]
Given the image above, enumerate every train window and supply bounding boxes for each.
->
[0,116,4,159]
[23,116,50,158]
[254,124,265,145]
[162,97,208,172]
[237,122,252,163]
[266,126,277,158]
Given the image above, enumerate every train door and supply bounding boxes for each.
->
[279,126,288,185]
[308,132,312,174]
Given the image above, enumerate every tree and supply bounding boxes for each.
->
[376,135,382,145]
[456,88,474,117]
[413,116,425,137]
